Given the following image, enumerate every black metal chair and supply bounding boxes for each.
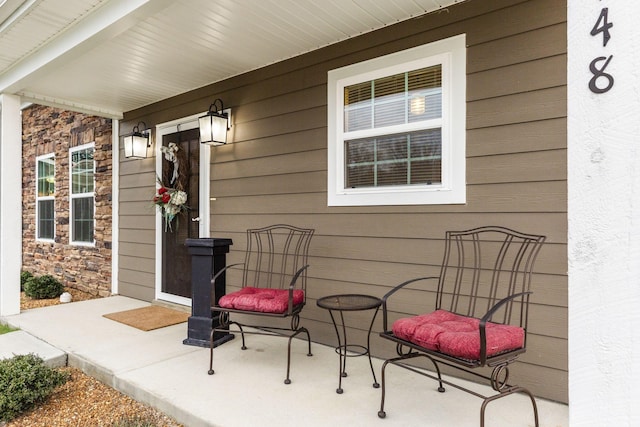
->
[378,226,546,427]
[208,224,314,384]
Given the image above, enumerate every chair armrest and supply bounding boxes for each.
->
[211,263,244,303]
[478,291,532,365]
[381,276,439,332]
[287,265,309,315]
[287,265,309,290]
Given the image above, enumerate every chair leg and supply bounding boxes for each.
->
[378,358,391,418]
[301,326,313,357]
[208,327,215,375]
[285,334,293,385]
[209,316,245,375]
[378,352,444,419]
[235,322,247,350]
[284,326,313,385]
[524,387,541,427]
[429,357,446,393]
[479,386,539,427]
[378,348,538,426]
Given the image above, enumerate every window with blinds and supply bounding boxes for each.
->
[70,143,95,245]
[344,65,442,188]
[328,34,466,206]
[36,154,55,241]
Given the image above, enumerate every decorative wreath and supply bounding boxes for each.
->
[153,142,190,231]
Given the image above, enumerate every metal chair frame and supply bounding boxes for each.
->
[208,224,314,384]
[378,226,546,426]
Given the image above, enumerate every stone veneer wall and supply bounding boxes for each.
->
[21,104,113,297]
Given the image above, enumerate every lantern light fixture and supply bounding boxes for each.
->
[199,98,230,145]
[122,121,151,159]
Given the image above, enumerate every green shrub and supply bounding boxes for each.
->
[23,274,64,299]
[20,271,33,292]
[0,354,69,422]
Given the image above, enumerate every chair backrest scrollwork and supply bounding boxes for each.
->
[436,226,546,330]
[242,224,315,301]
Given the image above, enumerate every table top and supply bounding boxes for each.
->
[316,294,382,311]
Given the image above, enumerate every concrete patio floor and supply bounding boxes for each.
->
[1,295,568,427]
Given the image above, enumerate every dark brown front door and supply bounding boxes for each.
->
[161,128,200,298]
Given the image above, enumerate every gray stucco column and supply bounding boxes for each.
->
[0,94,22,316]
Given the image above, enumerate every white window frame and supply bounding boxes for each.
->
[35,153,55,242]
[69,142,96,246]
[327,34,466,206]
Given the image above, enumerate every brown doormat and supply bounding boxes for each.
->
[103,305,190,331]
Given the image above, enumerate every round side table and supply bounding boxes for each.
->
[316,293,382,394]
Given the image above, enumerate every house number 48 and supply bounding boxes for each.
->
[589,6,614,94]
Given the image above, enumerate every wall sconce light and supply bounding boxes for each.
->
[199,98,230,145]
[123,121,151,159]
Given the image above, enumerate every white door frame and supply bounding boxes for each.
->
[154,113,210,305]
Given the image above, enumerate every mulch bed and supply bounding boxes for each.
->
[4,367,183,427]
[20,288,99,311]
[8,289,184,427]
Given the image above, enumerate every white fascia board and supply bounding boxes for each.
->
[19,92,124,120]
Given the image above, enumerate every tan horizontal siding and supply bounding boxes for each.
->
[307,261,566,302]
[468,23,567,73]
[118,242,154,258]
[215,213,567,242]
[215,128,327,163]
[212,170,325,197]
[116,279,155,301]
[118,269,154,288]
[118,254,155,272]
[118,201,154,216]
[465,0,566,45]
[468,86,566,129]
[119,171,156,189]
[468,151,567,184]
[209,180,566,214]
[120,0,568,402]
[119,187,155,202]
[468,54,566,101]
[119,158,156,176]
[227,233,565,275]
[524,335,568,371]
[119,215,156,230]
[211,149,325,179]
[467,118,567,156]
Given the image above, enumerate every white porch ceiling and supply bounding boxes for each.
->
[0,0,465,118]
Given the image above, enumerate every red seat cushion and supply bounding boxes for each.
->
[392,309,524,360]
[218,287,304,314]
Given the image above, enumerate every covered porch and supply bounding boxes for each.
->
[1,1,640,425]
[1,295,569,427]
